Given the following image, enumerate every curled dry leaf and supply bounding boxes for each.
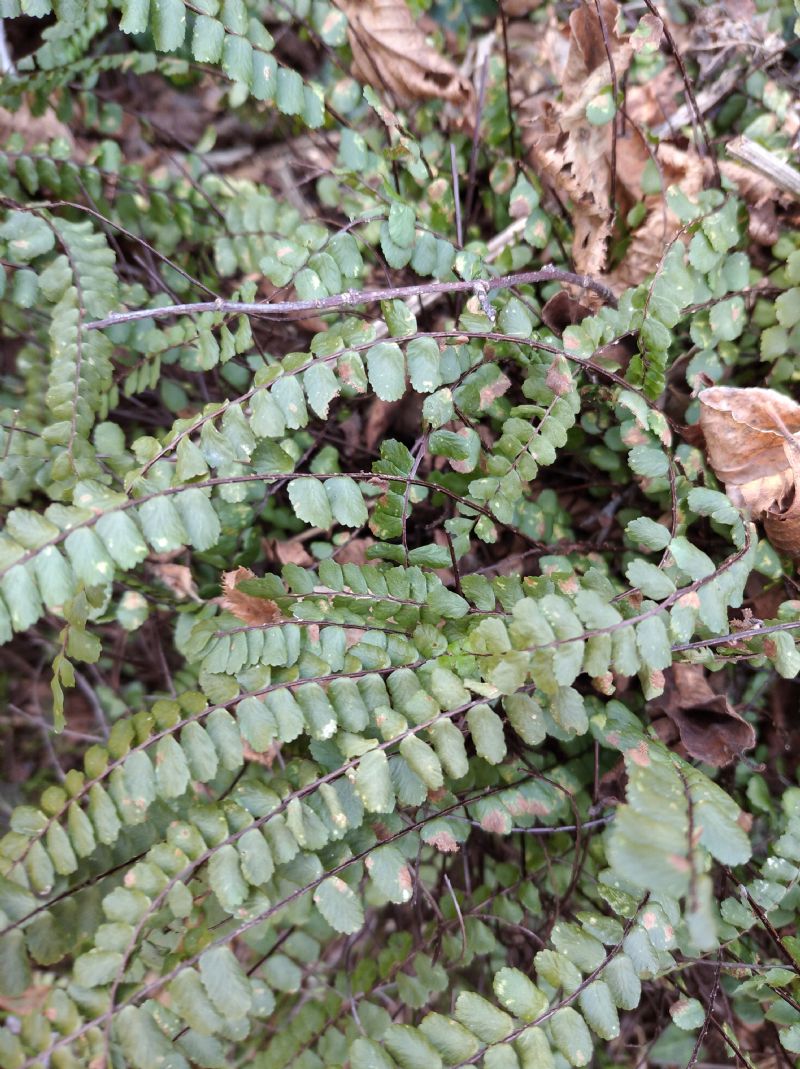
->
[698,386,800,556]
[606,141,705,292]
[651,663,756,767]
[148,562,200,601]
[540,290,592,335]
[521,0,661,278]
[340,0,476,129]
[218,566,283,626]
[516,0,788,291]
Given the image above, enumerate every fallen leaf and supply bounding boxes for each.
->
[698,386,800,556]
[607,141,705,291]
[596,757,627,805]
[624,62,684,130]
[592,331,637,373]
[0,103,75,152]
[340,0,476,129]
[686,0,784,85]
[521,0,661,277]
[148,563,200,601]
[651,663,756,766]
[218,567,283,625]
[331,536,375,565]
[364,398,402,453]
[540,291,592,335]
[264,537,314,569]
[743,573,786,624]
[364,393,424,452]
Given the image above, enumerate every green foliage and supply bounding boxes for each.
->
[1,1,800,1067]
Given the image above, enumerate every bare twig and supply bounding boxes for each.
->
[84,265,617,331]
[672,618,800,652]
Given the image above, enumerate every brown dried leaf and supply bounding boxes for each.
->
[652,663,756,767]
[596,757,628,805]
[0,104,75,153]
[341,0,476,128]
[607,141,705,291]
[364,393,424,452]
[218,567,283,626]
[364,398,402,453]
[686,0,783,83]
[264,537,314,569]
[540,291,592,335]
[593,331,637,373]
[333,537,375,565]
[149,563,200,601]
[625,63,684,130]
[698,386,800,555]
[507,15,568,107]
[521,0,660,276]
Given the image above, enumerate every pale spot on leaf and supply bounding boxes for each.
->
[626,740,650,767]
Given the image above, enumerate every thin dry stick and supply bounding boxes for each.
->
[84,263,617,331]
[372,216,528,342]
[672,618,800,652]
